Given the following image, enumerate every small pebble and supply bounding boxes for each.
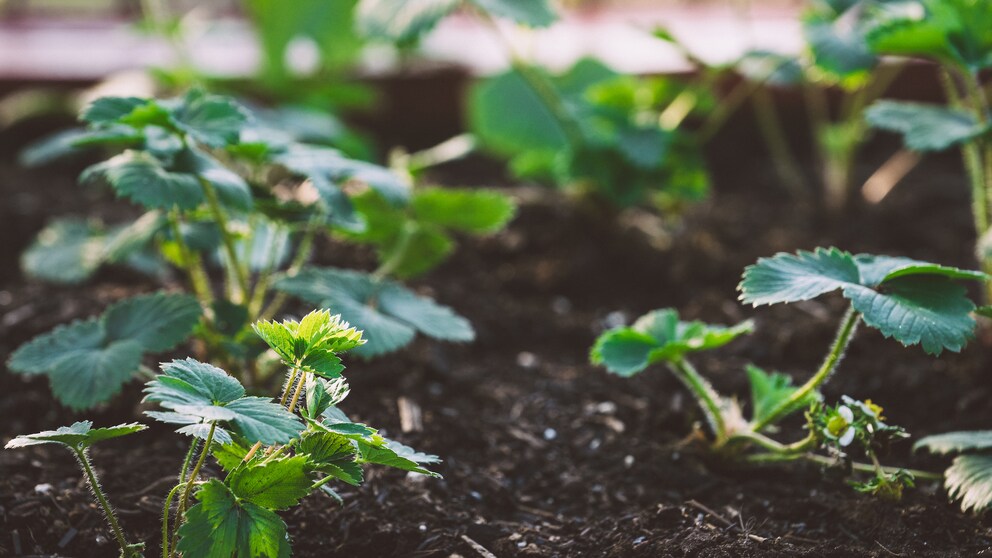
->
[419,524,427,532]
[623,455,635,468]
[551,297,572,315]
[633,536,647,545]
[589,438,602,450]
[516,352,538,368]
[34,483,53,495]
[543,428,557,441]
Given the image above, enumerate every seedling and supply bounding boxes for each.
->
[864,0,992,294]
[592,247,988,494]
[11,90,514,408]
[5,310,440,558]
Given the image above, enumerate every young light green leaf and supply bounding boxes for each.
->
[944,455,992,513]
[103,292,202,352]
[746,365,814,426]
[865,101,988,152]
[298,431,363,485]
[5,421,146,450]
[915,431,992,455]
[275,268,474,357]
[590,309,753,376]
[356,0,459,43]
[82,150,204,210]
[228,456,312,510]
[411,188,516,233]
[253,309,365,376]
[468,0,556,27]
[177,479,291,558]
[81,97,151,125]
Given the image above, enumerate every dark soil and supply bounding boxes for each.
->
[1,121,991,557]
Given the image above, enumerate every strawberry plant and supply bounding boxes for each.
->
[735,0,907,211]
[10,90,514,409]
[864,0,992,291]
[592,248,988,494]
[5,310,440,558]
[916,430,992,512]
[356,0,722,212]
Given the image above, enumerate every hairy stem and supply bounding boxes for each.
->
[286,370,307,415]
[752,86,810,199]
[178,439,201,485]
[160,483,183,558]
[744,451,942,481]
[169,422,216,558]
[667,357,727,441]
[74,448,136,557]
[167,211,214,308]
[750,306,860,433]
[724,430,817,454]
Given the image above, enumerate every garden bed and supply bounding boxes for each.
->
[1,125,991,557]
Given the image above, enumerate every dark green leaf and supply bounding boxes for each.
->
[177,479,291,558]
[739,247,860,306]
[225,397,304,445]
[81,97,150,125]
[172,90,249,147]
[103,292,202,352]
[865,101,987,152]
[916,431,992,455]
[228,456,312,510]
[82,150,204,210]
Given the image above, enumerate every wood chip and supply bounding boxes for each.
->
[460,534,498,558]
[398,397,423,433]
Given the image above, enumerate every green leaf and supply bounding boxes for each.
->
[740,247,985,355]
[944,455,992,512]
[225,397,304,445]
[171,90,249,147]
[977,306,992,319]
[104,292,202,352]
[175,148,253,211]
[411,188,516,233]
[145,358,302,445]
[81,97,151,125]
[298,431,362,485]
[746,365,812,426]
[275,268,474,357]
[21,219,106,284]
[865,101,988,152]
[739,247,861,306]
[20,127,144,167]
[356,0,459,43]
[8,318,144,409]
[304,376,350,420]
[357,439,441,477]
[274,144,410,207]
[253,309,365,375]
[4,421,146,450]
[177,479,291,558]
[590,309,753,376]
[228,456,312,510]
[915,431,992,455]
[468,0,556,27]
[82,150,204,210]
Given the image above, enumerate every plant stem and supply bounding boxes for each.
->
[751,85,810,199]
[751,306,860,433]
[169,422,216,558]
[668,357,726,441]
[724,430,817,454]
[196,176,250,303]
[256,219,319,321]
[167,211,214,308]
[160,483,183,558]
[744,450,942,480]
[74,448,136,557]
[286,370,307,415]
[406,133,477,174]
[178,439,201,485]
[372,221,419,281]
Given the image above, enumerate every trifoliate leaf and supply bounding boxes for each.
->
[944,455,992,513]
[8,318,143,410]
[171,90,249,147]
[103,292,202,352]
[228,456,312,510]
[746,364,814,426]
[177,479,291,558]
[411,188,516,233]
[916,431,992,455]
[253,309,365,376]
[275,267,474,357]
[468,0,556,27]
[865,101,988,152]
[739,248,986,355]
[356,0,459,43]
[4,421,146,450]
[298,431,362,485]
[591,309,753,376]
[145,358,302,445]
[82,150,204,210]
